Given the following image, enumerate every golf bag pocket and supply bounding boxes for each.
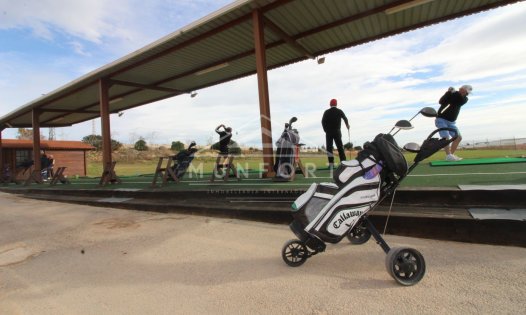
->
[292,183,338,227]
[305,174,381,243]
[333,155,376,187]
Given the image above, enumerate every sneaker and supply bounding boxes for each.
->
[452,154,463,161]
[446,154,460,161]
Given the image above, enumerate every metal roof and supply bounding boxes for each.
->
[1,139,94,150]
[0,0,521,129]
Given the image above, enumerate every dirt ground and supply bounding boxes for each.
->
[0,191,525,315]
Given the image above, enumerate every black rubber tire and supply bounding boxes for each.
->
[385,247,426,286]
[346,221,371,245]
[281,239,308,267]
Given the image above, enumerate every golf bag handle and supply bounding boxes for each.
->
[408,127,459,166]
[426,127,458,141]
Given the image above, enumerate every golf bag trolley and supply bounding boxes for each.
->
[273,117,305,181]
[170,141,198,179]
[281,107,457,286]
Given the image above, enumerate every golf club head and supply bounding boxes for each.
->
[420,107,437,118]
[403,142,421,153]
[394,119,414,130]
[289,117,298,124]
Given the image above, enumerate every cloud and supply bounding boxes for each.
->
[1,1,525,148]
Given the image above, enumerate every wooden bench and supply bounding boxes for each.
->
[49,166,71,185]
[210,154,240,182]
[98,161,122,186]
[151,156,179,187]
[24,167,44,186]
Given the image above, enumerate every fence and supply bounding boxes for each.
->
[462,137,526,150]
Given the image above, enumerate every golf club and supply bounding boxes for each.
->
[389,107,437,135]
[403,142,421,153]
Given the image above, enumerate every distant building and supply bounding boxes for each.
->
[1,139,94,179]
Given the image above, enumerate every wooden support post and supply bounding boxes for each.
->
[98,161,121,186]
[99,78,117,179]
[0,129,5,184]
[252,9,275,178]
[31,109,43,184]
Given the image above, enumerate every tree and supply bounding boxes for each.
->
[111,139,122,151]
[171,141,185,152]
[134,137,148,151]
[16,128,45,140]
[82,135,122,151]
[344,142,353,150]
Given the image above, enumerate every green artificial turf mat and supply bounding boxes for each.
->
[430,157,526,166]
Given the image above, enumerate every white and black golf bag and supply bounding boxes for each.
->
[289,133,408,249]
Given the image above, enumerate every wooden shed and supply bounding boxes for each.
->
[1,139,94,179]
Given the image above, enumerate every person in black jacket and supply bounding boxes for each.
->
[322,98,350,167]
[215,124,232,155]
[435,84,472,161]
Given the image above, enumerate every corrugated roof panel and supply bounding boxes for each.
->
[1,0,520,129]
[114,21,256,86]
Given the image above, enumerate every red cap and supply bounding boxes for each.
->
[330,99,337,106]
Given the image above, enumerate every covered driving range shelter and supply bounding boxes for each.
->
[0,0,520,182]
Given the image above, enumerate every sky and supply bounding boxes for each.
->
[1,0,526,150]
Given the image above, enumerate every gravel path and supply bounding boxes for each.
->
[1,192,525,314]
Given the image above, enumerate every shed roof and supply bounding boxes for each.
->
[0,0,520,129]
[1,139,94,150]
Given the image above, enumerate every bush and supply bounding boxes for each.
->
[171,141,185,152]
[134,138,148,151]
[82,135,122,151]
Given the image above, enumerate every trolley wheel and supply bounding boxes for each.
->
[281,239,308,267]
[385,247,426,286]
[346,221,371,245]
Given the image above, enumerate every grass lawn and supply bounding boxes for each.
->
[87,149,526,177]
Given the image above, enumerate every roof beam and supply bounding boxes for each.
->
[263,16,314,59]
[109,79,182,93]
[41,109,100,114]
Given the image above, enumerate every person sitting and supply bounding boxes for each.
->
[40,152,50,181]
[47,154,55,178]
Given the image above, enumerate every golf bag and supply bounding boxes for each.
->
[290,133,406,245]
[282,105,457,286]
[274,117,300,179]
[170,141,198,179]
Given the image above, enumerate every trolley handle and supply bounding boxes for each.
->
[425,127,458,141]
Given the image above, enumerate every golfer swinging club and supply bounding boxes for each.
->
[435,84,472,161]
